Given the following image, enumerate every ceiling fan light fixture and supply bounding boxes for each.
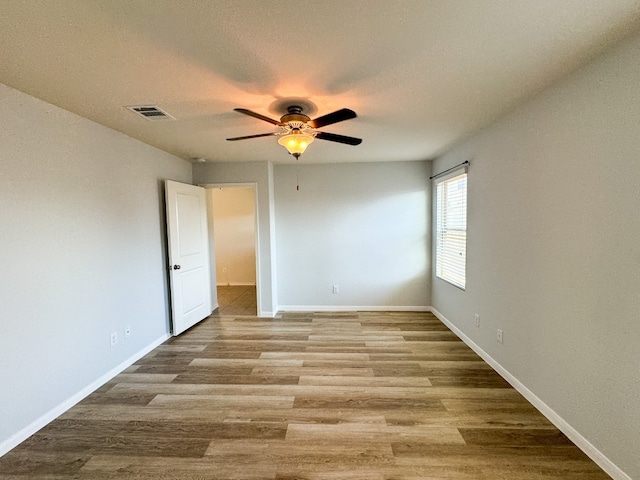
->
[228,106,361,161]
[278,131,315,157]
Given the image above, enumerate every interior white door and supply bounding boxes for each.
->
[165,180,212,335]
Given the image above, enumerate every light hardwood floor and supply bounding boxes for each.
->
[0,311,610,479]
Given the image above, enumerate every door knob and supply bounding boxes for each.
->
[173,265,181,270]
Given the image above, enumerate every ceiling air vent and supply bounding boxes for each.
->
[127,105,175,120]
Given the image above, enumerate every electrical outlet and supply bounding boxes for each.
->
[332,284,339,294]
[474,314,480,328]
[110,332,118,347]
[222,267,228,273]
[496,328,503,344]
[124,325,131,338]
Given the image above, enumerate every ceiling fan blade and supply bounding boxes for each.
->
[315,131,362,146]
[226,132,279,141]
[309,108,357,128]
[234,108,283,126]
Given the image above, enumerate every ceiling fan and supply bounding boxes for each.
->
[227,105,362,158]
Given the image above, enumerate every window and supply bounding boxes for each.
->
[435,171,467,289]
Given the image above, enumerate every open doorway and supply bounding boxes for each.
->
[209,185,258,315]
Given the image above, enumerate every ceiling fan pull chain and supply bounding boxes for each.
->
[296,158,300,191]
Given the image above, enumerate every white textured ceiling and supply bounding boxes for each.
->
[1,1,639,164]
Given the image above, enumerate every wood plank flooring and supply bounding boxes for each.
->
[0,311,610,479]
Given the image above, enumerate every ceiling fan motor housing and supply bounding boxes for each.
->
[281,106,310,125]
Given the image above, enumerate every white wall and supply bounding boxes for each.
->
[0,83,192,454]
[212,187,256,285]
[193,161,277,316]
[275,161,431,310]
[431,32,640,479]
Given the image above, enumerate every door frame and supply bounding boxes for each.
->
[200,182,261,316]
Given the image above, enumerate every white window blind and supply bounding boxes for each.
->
[435,171,467,289]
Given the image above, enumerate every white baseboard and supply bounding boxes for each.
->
[277,305,430,313]
[0,332,171,457]
[429,307,631,480]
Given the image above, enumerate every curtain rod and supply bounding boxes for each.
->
[429,160,470,180]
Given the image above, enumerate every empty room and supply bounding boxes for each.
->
[1,1,639,479]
